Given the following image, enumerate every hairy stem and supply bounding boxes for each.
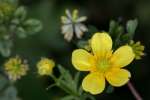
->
[127,81,142,100]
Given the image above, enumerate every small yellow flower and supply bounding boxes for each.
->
[4,56,29,81]
[72,32,135,94]
[129,40,145,60]
[37,58,55,76]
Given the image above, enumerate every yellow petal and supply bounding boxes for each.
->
[72,49,95,71]
[91,32,112,57]
[111,45,135,68]
[105,68,131,87]
[82,72,105,95]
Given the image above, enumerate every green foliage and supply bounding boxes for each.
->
[0,75,19,100]
[0,86,20,100]
[126,19,138,39]
[0,0,42,57]
[0,75,8,91]
[0,38,13,57]
[47,65,95,100]
[108,19,138,49]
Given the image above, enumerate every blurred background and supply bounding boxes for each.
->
[5,0,150,99]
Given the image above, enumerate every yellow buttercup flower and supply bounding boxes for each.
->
[37,58,55,76]
[4,56,29,81]
[72,32,135,95]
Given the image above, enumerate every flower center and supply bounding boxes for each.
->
[97,59,110,72]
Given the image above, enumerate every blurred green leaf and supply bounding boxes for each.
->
[109,20,117,35]
[23,19,42,35]
[58,65,73,82]
[0,39,13,57]
[74,72,80,89]
[126,19,138,39]
[14,6,27,21]
[15,27,27,38]
[0,86,20,100]
[0,75,8,91]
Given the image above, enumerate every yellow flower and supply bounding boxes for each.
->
[4,56,29,81]
[129,40,145,60]
[37,58,55,76]
[72,32,135,95]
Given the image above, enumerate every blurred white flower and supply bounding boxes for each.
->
[61,9,88,42]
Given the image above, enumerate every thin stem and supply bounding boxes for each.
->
[127,81,143,100]
[46,84,56,90]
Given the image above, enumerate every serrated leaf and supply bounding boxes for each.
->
[57,65,73,82]
[57,65,79,94]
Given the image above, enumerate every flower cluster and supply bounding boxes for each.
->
[129,40,145,60]
[4,56,29,81]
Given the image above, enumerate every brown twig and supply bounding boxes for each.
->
[127,81,143,100]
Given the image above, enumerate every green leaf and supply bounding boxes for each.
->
[23,19,42,35]
[78,85,83,95]
[15,27,27,38]
[0,86,20,100]
[105,85,114,94]
[14,6,27,21]
[57,65,73,82]
[0,75,8,91]
[57,65,79,96]
[126,19,138,39]
[109,20,117,35]
[0,39,13,57]
[74,72,80,87]
[11,18,20,25]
